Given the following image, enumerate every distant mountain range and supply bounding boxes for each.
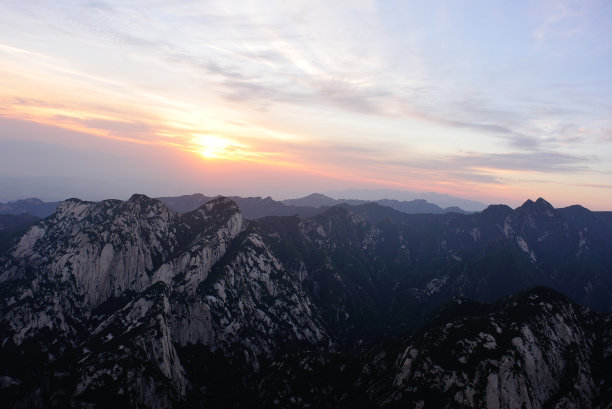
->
[0,193,475,256]
[0,197,61,218]
[324,188,488,212]
[156,194,322,219]
[281,192,468,214]
[157,192,471,218]
[1,194,611,407]
[0,192,473,221]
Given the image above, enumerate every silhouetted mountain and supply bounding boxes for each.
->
[324,188,487,212]
[155,193,216,213]
[230,196,321,219]
[157,193,321,219]
[282,193,347,207]
[334,202,411,224]
[376,198,468,214]
[0,197,60,218]
[282,193,469,214]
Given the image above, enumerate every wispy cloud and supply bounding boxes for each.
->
[533,0,585,43]
[579,183,612,190]
[447,151,592,173]
[1,1,611,208]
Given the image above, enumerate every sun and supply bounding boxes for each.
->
[193,134,236,159]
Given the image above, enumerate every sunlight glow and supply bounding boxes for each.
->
[193,134,243,160]
[0,1,610,208]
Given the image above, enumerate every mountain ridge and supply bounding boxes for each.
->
[1,194,611,407]
[0,193,475,220]
[0,197,62,218]
[323,188,488,212]
[258,286,612,408]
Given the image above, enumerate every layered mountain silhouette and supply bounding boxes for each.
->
[0,197,61,218]
[0,193,472,221]
[1,195,611,408]
[158,192,470,218]
[282,192,469,214]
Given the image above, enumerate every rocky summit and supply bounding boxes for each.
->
[1,195,611,408]
[258,287,612,408]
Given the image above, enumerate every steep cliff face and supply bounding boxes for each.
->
[257,288,612,409]
[0,195,330,408]
[74,282,186,409]
[258,197,612,333]
[2,195,182,310]
[374,287,612,408]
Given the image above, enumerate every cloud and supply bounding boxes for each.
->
[1,1,611,209]
[533,0,587,43]
[579,183,612,190]
[13,96,70,109]
[447,151,592,173]
[63,117,153,134]
[595,128,612,143]
[378,150,593,188]
[50,0,598,154]
[220,79,284,106]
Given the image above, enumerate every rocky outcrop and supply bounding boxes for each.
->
[0,195,330,408]
[373,287,612,408]
[258,288,612,409]
[1,194,611,408]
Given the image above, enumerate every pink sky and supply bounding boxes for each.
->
[1,1,611,210]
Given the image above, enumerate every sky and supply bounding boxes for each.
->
[1,0,611,209]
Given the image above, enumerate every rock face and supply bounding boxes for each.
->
[254,197,612,342]
[259,288,612,409]
[0,195,329,408]
[376,287,612,408]
[1,195,611,408]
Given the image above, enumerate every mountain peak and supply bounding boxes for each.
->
[481,203,513,217]
[499,286,576,316]
[282,193,338,208]
[317,204,366,224]
[323,204,352,216]
[518,197,554,215]
[535,197,552,207]
[303,193,333,200]
[205,195,237,206]
[2,192,612,408]
[198,196,241,215]
[127,193,156,204]
[20,198,45,205]
[125,194,171,214]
